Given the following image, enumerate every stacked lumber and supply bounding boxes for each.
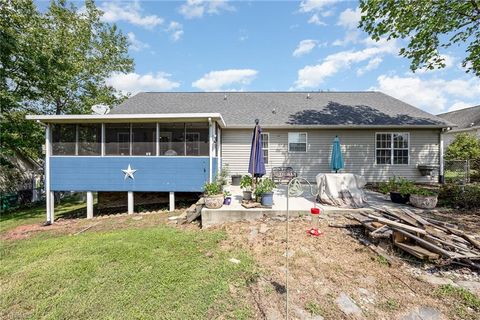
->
[350,206,480,269]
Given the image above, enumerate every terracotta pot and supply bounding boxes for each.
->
[410,194,438,209]
[204,194,224,209]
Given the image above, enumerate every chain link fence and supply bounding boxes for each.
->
[444,159,480,184]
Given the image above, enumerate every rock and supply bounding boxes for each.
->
[283,250,295,258]
[418,275,455,286]
[272,216,286,222]
[401,307,442,320]
[357,288,376,304]
[292,305,324,320]
[455,280,480,295]
[249,227,258,240]
[132,215,143,221]
[197,197,205,205]
[229,258,240,264]
[168,216,179,221]
[259,223,269,234]
[336,292,362,316]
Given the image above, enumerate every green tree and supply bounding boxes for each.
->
[1,0,133,166]
[359,0,480,76]
[445,133,480,160]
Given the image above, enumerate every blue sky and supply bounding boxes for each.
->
[37,0,480,115]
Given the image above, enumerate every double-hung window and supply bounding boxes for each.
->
[261,133,269,164]
[288,132,307,152]
[376,133,409,164]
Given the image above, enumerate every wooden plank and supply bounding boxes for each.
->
[394,241,440,260]
[392,228,454,258]
[401,208,431,226]
[371,206,419,226]
[367,214,427,235]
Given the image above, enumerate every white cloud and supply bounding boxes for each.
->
[356,57,382,76]
[106,72,180,95]
[293,39,397,89]
[179,0,234,19]
[293,39,317,57]
[299,0,337,25]
[100,1,163,29]
[372,75,480,113]
[337,7,361,29]
[414,54,456,74]
[127,32,149,52]
[192,69,258,91]
[166,21,184,41]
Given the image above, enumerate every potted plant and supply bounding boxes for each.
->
[254,178,276,206]
[203,182,224,209]
[231,174,242,186]
[379,176,414,204]
[217,166,230,190]
[223,190,232,205]
[240,174,253,200]
[410,187,438,209]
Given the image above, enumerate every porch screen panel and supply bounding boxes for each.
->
[52,124,76,155]
[78,124,101,155]
[185,123,209,156]
[159,123,185,156]
[132,123,156,156]
[105,123,130,156]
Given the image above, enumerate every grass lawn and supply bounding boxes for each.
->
[0,201,257,319]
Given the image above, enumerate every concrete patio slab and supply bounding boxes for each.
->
[201,185,432,228]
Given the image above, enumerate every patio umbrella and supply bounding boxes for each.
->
[330,136,344,173]
[248,119,266,179]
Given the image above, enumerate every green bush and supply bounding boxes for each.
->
[411,187,437,197]
[254,178,276,198]
[203,182,222,196]
[438,183,480,209]
[378,176,415,196]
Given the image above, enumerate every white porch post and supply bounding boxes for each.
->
[156,122,160,156]
[45,124,52,223]
[439,132,445,183]
[208,118,213,182]
[86,192,94,219]
[127,191,134,214]
[101,123,105,156]
[169,192,175,212]
[216,124,221,175]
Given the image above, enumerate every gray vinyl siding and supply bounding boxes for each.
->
[221,129,440,183]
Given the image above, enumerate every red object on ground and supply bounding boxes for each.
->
[306,228,324,237]
[310,208,320,214]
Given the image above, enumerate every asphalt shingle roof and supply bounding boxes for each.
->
[437,105,480,130]
[110,92,450,128]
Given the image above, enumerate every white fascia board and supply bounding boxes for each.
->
[224,124,451,129]
[26,113,226,128]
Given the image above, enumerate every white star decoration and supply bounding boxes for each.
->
[122,164,137,180]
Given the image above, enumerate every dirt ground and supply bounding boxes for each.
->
[216,215,480,320]
[3,210,479,319]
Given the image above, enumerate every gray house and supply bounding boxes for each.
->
[438,105,480,147]
[27,91,451,222]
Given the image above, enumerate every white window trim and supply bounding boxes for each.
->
[261,132,269,164]
[288,132,308,153]
[375,132,410,165]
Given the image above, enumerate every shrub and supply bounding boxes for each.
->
[411,187,437,197]
[445,133,480,161]
[378,176,415,196]
[438,183,480,209]
[203,182,222,196]
[240,174,253,191]
[254,178,276,198]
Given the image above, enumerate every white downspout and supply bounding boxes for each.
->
[45,123,52,223]
[439,129,445,184]
[208,118,213,183]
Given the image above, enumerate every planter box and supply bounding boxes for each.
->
[390,191,410,204]
[261,192,274,206]
[205,194,224,209]
[410,194,438,209]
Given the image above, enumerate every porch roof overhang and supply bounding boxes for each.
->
[26,113,226,128]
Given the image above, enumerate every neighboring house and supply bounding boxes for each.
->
[437,105,480,147]
[27,91,451,222]
[0,149,43,206]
